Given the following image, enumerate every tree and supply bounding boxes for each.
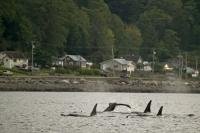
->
[84,0,116,62]
[24,0,77,66]
[0,0,199,67]
[0,0,33,52]
[105,0,148,23]
[138,8,172,60]
[65,7,90,56]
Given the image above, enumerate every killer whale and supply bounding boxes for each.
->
[60,102,131,117]
[157,106,163,116]
[135,106,163,117]
[103,103,131,112]
[130,100,152,114]
[144,100,151,113]
[126,100,163,117]
[103,100,152,115]
[60,100,163,118]
[61,103,97,117]
[127,106,163,117]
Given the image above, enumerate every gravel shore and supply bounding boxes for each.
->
[0,76,199,93]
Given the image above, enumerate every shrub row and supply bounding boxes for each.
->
[54,67,101,76]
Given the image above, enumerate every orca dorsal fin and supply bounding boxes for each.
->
[144,100,152,113]
[90,103,98,116]
[157,106,163,116]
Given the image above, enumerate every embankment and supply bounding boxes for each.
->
[0,76,199,93]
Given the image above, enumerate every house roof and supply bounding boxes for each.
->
[114,59,130,65]
[143,61,150,65]
[1,51,26,59]
[186,67,195,74]
[65,55,87,62]
[124,55,142,63]
[101,58,132,65]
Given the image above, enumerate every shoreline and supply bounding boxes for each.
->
[0,76,199,93]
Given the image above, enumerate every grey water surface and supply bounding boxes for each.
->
[0,92,200,133]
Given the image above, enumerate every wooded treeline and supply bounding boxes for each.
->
[0,0,199,66]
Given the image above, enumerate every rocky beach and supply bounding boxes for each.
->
[0,76,199,93]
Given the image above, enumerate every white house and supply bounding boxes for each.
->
[143,61,152,72]
[53,55,89,68]
[185,67,199,78]
[52,56,65,67]
[185,67,195,74]
[100,58,136,74]
[192,70,199,77]
[0,51,28,69]
[163,64,173,71]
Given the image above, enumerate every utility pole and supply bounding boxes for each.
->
[79,55,81,68]
[31,41,35,72]
[185,52,188,68]
[178,54,183,79]
[185,52,188,79]
[181,56,183,79]
[112,45,115,77]
[152,49,156,73]
[195,57,198,71]
[178,55,181,78]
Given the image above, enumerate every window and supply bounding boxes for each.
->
[114,65,118,68]
[69,62,73,65]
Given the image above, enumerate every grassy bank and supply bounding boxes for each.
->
[0,66,102,77]
[0,76,199,93]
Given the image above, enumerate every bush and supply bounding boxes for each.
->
[154,63,163,73]
[0,70,3,75]
[11,68,30,75]
[78,68,101,76]
[55,67,73,74]
[0,66,30,75]
[54,67,101,76]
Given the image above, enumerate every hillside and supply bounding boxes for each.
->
[0,0,199,67]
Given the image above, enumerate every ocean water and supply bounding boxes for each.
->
[0,92,200,133]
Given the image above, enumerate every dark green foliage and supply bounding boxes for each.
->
[106,0,200,62]
[0,0,199,67]
[54,67,100,76]
[0,66,29,75]
[154,63,164,73]
[55,67,73,74]
[78,68,101,76]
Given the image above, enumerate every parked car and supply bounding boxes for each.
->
[27,66,40,71]
[100,71,113,77]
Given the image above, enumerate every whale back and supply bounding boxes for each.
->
[144,100,152,113]
[104,103,116,112]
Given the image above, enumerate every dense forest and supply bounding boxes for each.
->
[0,0,199,67]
